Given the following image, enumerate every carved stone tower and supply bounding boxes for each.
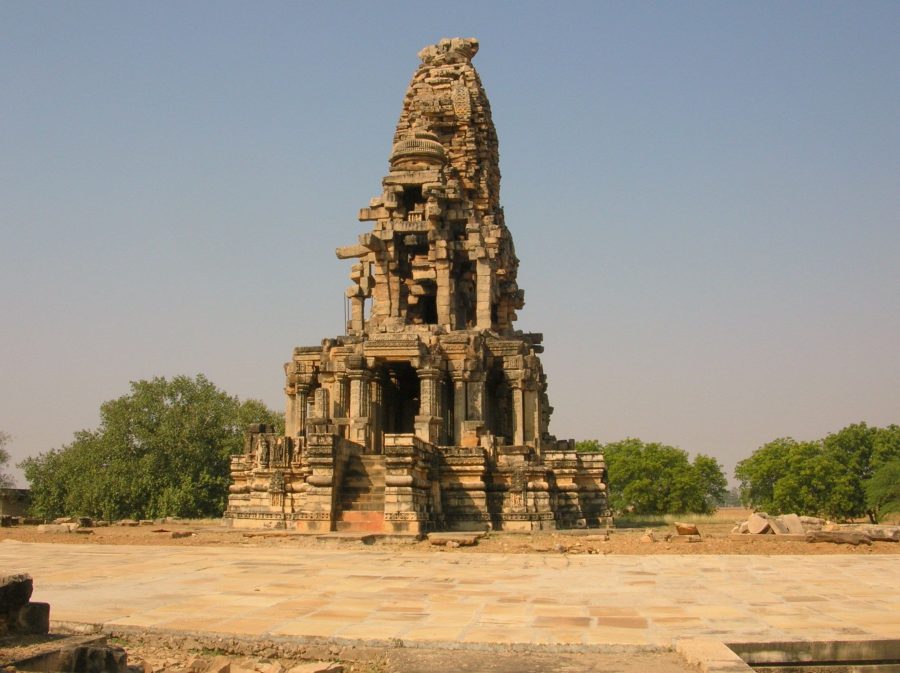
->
[226,38,608,534]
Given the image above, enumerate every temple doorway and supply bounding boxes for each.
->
[378,362,420,434]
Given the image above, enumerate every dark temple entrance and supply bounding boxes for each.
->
[378,362,420,434]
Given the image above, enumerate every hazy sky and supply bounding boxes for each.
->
[2,1,898,487]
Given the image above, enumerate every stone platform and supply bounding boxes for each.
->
[0,541,896,649]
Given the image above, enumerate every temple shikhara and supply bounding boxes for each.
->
[225,38,609,534]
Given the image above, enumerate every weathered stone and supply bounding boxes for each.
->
[58,644,128,673]
[768,517,789,535]
[38,523,77,533]
[0,573,34,610]
[777,513,805,534]
[16,601,50,634]
[806,531,872,546]
[639,529,657,543]
[203,655,231,673]
[674,522,700,536]
[224,38,609,536]
[670,534,701,543]
[747,513,771,535]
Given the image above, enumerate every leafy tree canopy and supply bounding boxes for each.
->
[576,438,727,515]
[865,458,900,519]
[735,423,900,522]
[20,375,282,521]
[0,430,13,488]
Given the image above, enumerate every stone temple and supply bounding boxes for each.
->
[225,38,609,534]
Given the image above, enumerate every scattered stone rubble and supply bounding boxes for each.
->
[1,574,129,673]
[225,38,609,535]
[731,512,900,545]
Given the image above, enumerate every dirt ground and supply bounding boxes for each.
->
[2,509,897,555]
[3,631,691,673]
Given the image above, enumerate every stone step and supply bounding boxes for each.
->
[335,510,385,533]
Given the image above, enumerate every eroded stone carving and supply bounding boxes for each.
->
[225,38,609,534]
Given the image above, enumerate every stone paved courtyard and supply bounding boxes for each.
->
[2,540,897,649]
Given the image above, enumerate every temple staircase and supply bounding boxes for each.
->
[335,454,385,532]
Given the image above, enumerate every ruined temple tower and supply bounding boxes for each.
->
[226,38,608,533]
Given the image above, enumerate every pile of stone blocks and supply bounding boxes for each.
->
[731,512,900,544]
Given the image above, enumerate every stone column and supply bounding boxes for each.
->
[523,384,537,444]
[334,373,348,419]
[475,259,492,330]
[348,365,371,445]
[511,378,525,446]
[349,296,364,332]
[284,386,296,438]
[453,374,466,445]
[415,366,442,443]
[295,384,309,437]
[466,372,485,422]
[369,373,383,454]
[436,260,451,327]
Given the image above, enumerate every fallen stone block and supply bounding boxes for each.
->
[778,513,805,534]
[768,517,789,535]
[57,643,128,673]
[806,531,872,546]
[674,522,700,536]
[639,529,656,543]
[0,573,34,610]
[747,513,770,535]
[53,517,77,524]
[203,655,231,673]
[118,519,139,527]
[16,601,50,634]
[670,534,701,543]
[38,523,77,533]
[799,515,825,531]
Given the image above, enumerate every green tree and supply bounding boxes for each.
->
[865,459,900,521]
[579,438,727,515]
[735,423,900,522]
[0,430,14,488]
[20,375,282,521]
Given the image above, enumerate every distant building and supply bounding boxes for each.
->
[0,488,30,517]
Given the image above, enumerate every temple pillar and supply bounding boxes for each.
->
[369,373,383,454]
[436,260,451,327]
[453,375,466,445]
[295,384,309,437]
[475,259,492,330]
[511,378,525,446]
[466,372,485,421]
[523,384,537,444]
[348,366,371,445]
[349,296,364,332]
[284,386,296,438]
[415,366,442,444]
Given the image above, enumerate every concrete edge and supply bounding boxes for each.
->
[675,638,754,673]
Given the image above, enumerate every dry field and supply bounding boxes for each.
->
[2,508,897,555]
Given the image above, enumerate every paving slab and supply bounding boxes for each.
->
[1,540,897,649]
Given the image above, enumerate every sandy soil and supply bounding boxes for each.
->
[2,509,897,555]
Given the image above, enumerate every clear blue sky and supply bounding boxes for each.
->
[2,1,899,486]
